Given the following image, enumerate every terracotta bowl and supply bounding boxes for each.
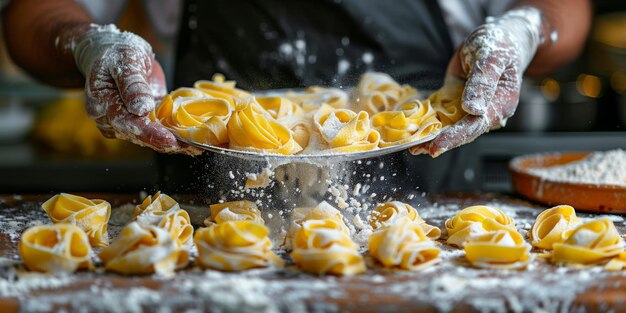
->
[509,152,626,213]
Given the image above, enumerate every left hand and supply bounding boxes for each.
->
[411,7,548,157]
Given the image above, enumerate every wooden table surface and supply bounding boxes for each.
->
[1,193,626,313]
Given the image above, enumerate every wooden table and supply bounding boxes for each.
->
[1,193,626,313]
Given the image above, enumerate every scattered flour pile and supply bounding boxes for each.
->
[528,149,626,186]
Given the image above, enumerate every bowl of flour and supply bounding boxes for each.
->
[510,149,626,213]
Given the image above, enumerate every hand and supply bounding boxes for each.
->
[411,7,548,157]
[69,24,200,155]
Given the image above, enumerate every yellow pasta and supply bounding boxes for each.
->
[445,205,515,247]
[283,86,349,111]
[133,191,179,219]
[134,192,193,247]
[277,116,312,150]
[313,104,380,153]
[428,84,466,127]
[529,205,581,250]
[99,222,189,276]
[156,95,232,146]
[157,210,194,248]
[606,251,626,271]
[244,168,273,189]
[149,73,471,154]
[292,218,365,275]
[20,224,93,274]
[551,218,624,266]
[352,72,418,114]
[42,193,111,248]
[256,96,304,119]
[206,200,265,226]
[193,73,252,107]
[371,99,442,147]
[228,99,302,155]
[169,87,206,99]
[194,221,283,271]
[369,201,440,240]
[288,201,349,239]
[368,217,440,271]
[283,201,348,250]
[464,219,531,269]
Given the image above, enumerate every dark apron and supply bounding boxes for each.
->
[174,0,453,90]
[160,0,462,198]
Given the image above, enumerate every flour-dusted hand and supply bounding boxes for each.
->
[61,24,200,155]
[412,7,552,157]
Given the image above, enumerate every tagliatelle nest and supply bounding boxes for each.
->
[151,72,466,155]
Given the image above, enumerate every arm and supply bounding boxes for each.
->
[412,0,592,157]
[3,0,92,87]
[517,0,592,77]
[3,0,199,155]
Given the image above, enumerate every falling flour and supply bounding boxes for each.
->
[527,149,626,187]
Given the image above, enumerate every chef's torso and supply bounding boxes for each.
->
[75,0,515,194]
[173,0,453,90]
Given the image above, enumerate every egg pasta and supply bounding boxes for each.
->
[42,193,111,248]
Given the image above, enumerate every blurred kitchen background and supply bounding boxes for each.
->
[0,0,625,194]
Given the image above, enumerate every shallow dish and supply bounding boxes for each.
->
[174,87,441,163]
[509,152,626,213]
[175,132,439,163]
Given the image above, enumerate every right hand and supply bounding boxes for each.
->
[70,24,200,155]
[411,7,546,157]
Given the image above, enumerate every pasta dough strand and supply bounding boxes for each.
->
[371,99,442,147]
[551,218,625,266]
[194,221,283,271]
[42,193,111,248]
[445,205,515,247]
[292,218,366,275]
[314,104,380,153]
[133,192,193,247]
[369,201,440,240]
[529,205,581,250]
[369,217,441,271]
[464,219,532,269]
[20,224,93,274]
[228,99,303,155]
[205,200,265,226]
[99,222,189,276]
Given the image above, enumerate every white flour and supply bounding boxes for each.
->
[527,149,626,187]
[4,196,626,312]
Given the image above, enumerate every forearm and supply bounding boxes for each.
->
[513,0,592,77]
[3,0,93,87]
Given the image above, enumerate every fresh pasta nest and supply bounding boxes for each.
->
[98,222,189,276]
[32,191,626,276]
[369,217,441,271]
[194,221,283,271]
[551,218,624,266]
[291,218,365,275]
[284,201,350,250]
[445,205,515,247]
[369,201,440,239]
[133,192,193,247]
[205,200,265,226]
[42,193,111,248]
[153,72,466,155]
[464,219,531,269]
[529,205,581,250]
[20,224,93,274]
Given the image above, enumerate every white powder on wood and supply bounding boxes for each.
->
[3,198,626,312]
